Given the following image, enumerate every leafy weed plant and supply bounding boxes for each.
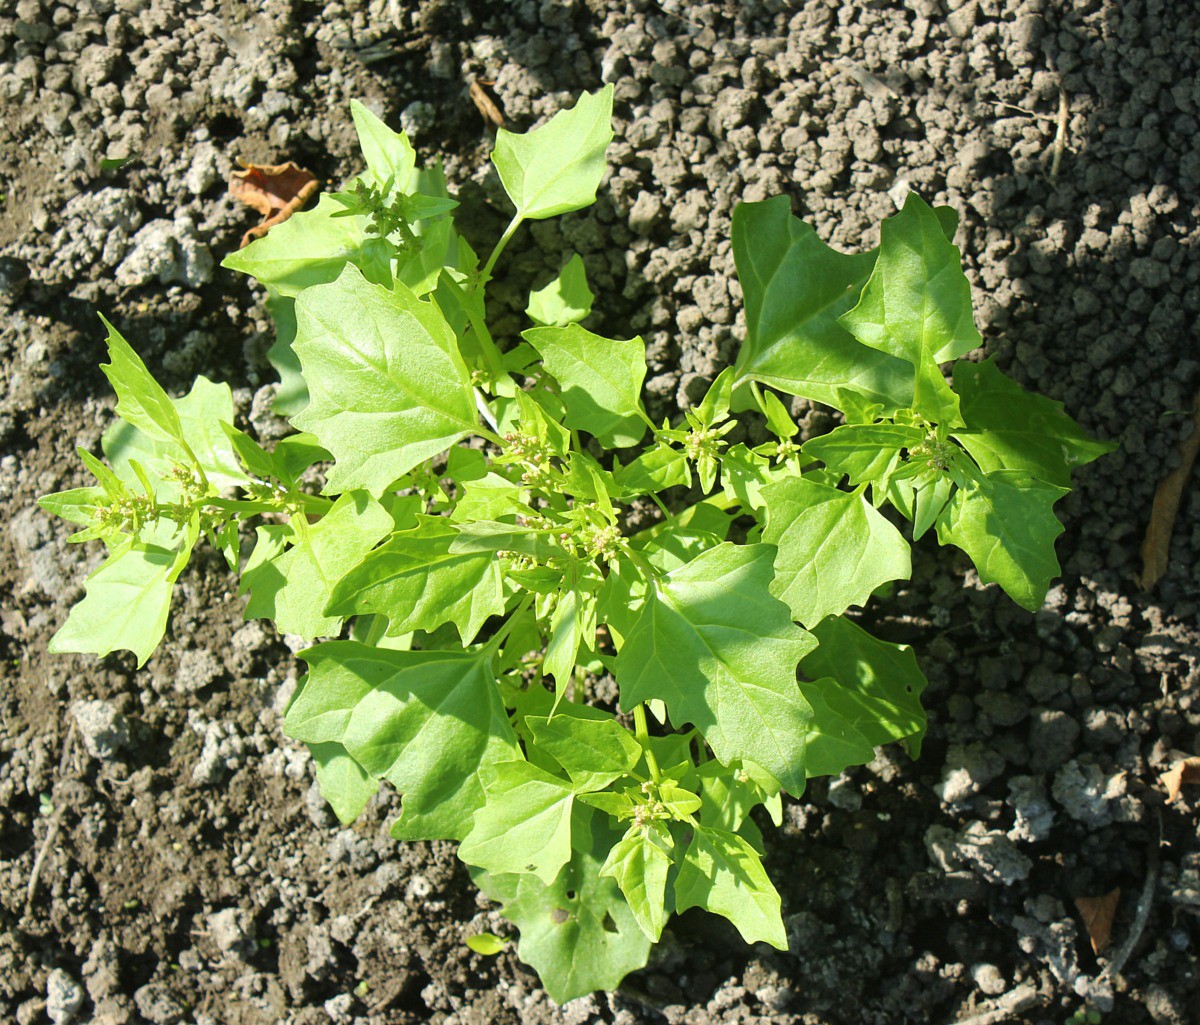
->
[41,88,1112,1001]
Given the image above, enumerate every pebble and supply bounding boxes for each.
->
[71,700,131,761]
[45,968,84,1025]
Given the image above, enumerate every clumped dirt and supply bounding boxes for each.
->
[2,1,1199,1024]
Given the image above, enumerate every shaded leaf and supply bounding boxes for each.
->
[675,825,786,949]
[952,359,1116,488]
[935,469,1067,611]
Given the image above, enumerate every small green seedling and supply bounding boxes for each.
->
[40,89,1112,1002]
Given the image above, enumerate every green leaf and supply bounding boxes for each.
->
[613,446,691,495]
[262,289,308,416]
[471,809,653,1004]
[800,615,928,756]
[104,375,247,491]
[696,760,776,836]
[802,423,925,486]
[449,520,562,561]
[328,517,506,644]
[465,933,509,956]
[675,825,787,949]
[935,469,1067,611]
[839,193,978,424]
[527,254,595,326]
[491,85,614,220]
[543,588,582,699]
[39,487,107,530]
[526,710,640,792]
[49,525,195,668]
[614,543,817,794]
[309,741,379,824]
[222,194,372,298]
[787,682,875,777]
[98,316,185,448]
[951,359,1115,487]
[290,264,479,497]
[350,99,417,189]
[524,324,648,448]
[731,197,913,414]
[243,491,392,639]
[599,822,672,942]
[459,761,577,885]
[761,476,911,628]
[286,642,519,840]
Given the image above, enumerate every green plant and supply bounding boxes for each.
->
[40,88,1112,1001]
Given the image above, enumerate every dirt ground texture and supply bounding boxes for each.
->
[1,0,1198,1023]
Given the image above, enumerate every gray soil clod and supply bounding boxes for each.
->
[1,0,1198,1023]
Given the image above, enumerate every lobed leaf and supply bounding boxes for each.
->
[934,469,1067,611]
[731,197,912,414]
[524,324,648,448]
[839,194,978,425]
[951,358,1116,487]
[760,476,911,628]
[800,615,929,755]
[242,491,392,640]
[491,85,614,221]
[599,823,672,942]
[290,264,480,496]
[614,543,818,794]
[471,809,653,1004]
[49,523,196,668]
[675,824,787,949]
[458,761,578,885]
[327,517,506,644]
[286,641,519,840]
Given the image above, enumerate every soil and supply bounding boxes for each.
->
[1,0,1198,1023]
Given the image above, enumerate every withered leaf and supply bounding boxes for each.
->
[1137,389,1200,591]
[470,79,506,129]
[1160,756,1200,803]
[229,160,320,248]
[1074,888,1120,955]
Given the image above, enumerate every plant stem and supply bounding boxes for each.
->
[633,704,661,782]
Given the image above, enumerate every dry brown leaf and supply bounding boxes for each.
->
[469,79,506,129]
[1074,888,1121,954]
[1137,388,1200,590]
[1160,756,1200,802]
[228,161,320,248]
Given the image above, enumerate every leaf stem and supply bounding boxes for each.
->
[633,704,661,782]
[482,213,524,284]
[484,594,534,658]
[475,389,502,434]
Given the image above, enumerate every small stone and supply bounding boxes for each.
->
[175,649,221,694]
[46,968,84,1025]
[71,700,131,761]
[324,993,355,1024]
[971,962,1006,996]
[208,907,255,959]
[134,982,185,1024]
[628,192,662,235]
[1007,775,1055,843]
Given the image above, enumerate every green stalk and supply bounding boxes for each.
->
[633,704,661,783]
[482,213,524,284]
